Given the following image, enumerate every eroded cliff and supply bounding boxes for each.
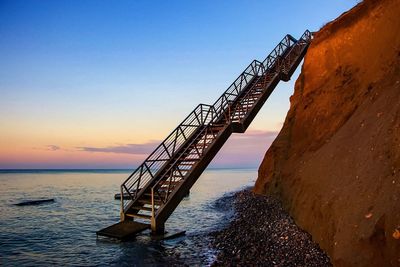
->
[254,0,400,266]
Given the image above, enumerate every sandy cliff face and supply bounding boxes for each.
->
[254,0,400,266]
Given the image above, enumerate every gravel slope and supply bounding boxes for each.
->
[211,190,331,266]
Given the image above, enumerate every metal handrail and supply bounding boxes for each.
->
[121,59,268,211]
[121,104,214,210]
[229,31,312,123]
[121,30,313,214]
[151,124,211,203]
[145,33,304,214]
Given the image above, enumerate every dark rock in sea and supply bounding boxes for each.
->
[15,198,55,206]
[114,192,133,200]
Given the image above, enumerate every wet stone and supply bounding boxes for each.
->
[210,190,332,266]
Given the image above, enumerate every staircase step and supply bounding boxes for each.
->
[210,127,224,131]
[196,142,211,145]
[161,182,181,186]
[180,158,199,162]
[159,180,182,185]
[185,156,201,160]
[125,213,152,220]
[178,162,195,166]
[191,145,206,150]
[139,198,163,205]
[144,192,167,198]
[211,124,225,128]
[168,175,183,178]
[131,206,153,211]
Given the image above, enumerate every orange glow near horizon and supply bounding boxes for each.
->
[0,127,278,169]
[0,92,284,169]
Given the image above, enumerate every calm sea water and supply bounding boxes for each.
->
[0,169,256,266]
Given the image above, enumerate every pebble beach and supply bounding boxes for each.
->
[210,190,332,266]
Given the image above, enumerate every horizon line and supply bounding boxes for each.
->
[0,166,258,172]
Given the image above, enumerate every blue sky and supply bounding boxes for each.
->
[0,0,358,169]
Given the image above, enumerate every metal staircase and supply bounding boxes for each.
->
[100,30,312,237]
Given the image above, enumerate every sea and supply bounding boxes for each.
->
[0,168,256,266]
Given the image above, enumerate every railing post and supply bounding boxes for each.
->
[228,101,232,122]
[150,187,165,234]
[151,187,155,218]
[120,185,125,221]
[200,104,204,124]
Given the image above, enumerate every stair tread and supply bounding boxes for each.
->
[144,192,167,197]
[159,180,181,185]
[126,213,152,220]
[131,206,153,211]
[139,199,162,204]
[138,201,162,207]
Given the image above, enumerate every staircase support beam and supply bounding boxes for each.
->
[154,126,232,225]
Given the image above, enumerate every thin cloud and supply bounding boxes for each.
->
[76,130,278,158]
[19,130,278,169]
[47,145,61,151]
[77,141,159,155]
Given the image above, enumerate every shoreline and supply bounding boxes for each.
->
[209,189,332,266]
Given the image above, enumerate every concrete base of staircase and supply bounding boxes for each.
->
[97,221,149,240]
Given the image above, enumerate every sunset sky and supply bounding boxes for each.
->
[0,0,358,169]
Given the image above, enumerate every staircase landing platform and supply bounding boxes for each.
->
[97,221,149,240]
